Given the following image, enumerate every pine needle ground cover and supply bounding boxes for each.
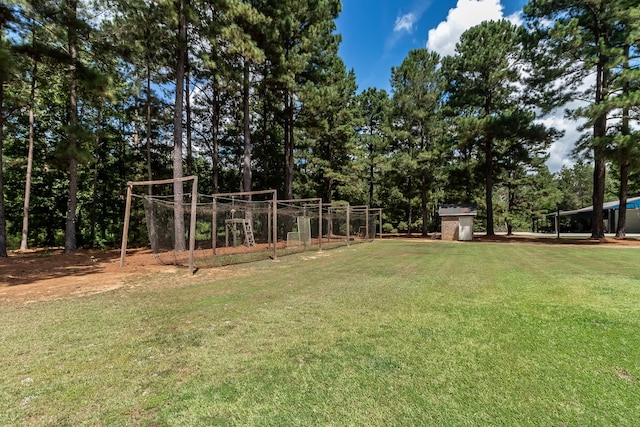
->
[1,240,639,426]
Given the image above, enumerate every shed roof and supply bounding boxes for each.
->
[438,204,478,217]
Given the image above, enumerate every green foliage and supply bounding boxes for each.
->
[355,87,390,207]
[390,49,446,235]
[523,0,640,237]
[443,20,558,235]
[4,0,638,252]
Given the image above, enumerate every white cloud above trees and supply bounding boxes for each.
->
[425,0,581,173]
[395,13,418,33]
[426,0,520,57]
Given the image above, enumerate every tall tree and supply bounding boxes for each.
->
[607,6,640,237]
[391,49,444,236]
[302,57,360,203]
[523,0,638,238]
[173,0,187,251]
[356,87,389,208]
[0,3,13,257]
[20,43,37,250]
[63,0,80,252]
[443,20,553,235]
[268,0,341,200]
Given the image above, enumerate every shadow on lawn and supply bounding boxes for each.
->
[385,233,640,246]
[474,234,640,246]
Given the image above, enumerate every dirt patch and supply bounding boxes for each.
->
[0,248,183,304]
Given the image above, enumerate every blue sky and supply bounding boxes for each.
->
[335,0,576,172]
[336,0,527,92]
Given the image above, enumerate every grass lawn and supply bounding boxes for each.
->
[1,240,639,426]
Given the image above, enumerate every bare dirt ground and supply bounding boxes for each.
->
[0,248,180,304]
[2,235,638,304]
[0,240,319,304]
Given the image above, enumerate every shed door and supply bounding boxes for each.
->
[458,216,474,241]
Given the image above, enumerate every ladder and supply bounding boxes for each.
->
[242,219,256,247]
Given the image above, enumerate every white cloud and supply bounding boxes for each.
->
[385,1,433,51]
[426,0,510,57]
[537,115,584,172]
[395,13,418,33]
[505,11,523,27]
[424,1,590,173]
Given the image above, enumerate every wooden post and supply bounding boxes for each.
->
[188,177,198,274]
[556,205,560,239]
[120,183,133,267]
[346,205,350,246]
[272,191,277,260]
[120,176,198,269]
[318,200,323,251]
[212,198,217,255]
[267,203,272,249]
[365,206,369,240]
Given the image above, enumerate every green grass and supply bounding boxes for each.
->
[1,240,640,426]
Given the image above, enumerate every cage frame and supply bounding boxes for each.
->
[278,198,323,251]
[120,176,199,274]
[210,189,278,260]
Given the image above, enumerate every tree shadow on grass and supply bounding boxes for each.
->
[474,234,640,246]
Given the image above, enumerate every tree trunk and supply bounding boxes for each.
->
[284,90,294,200]
[368,138,374,208]
[420,173,428,236]
[186,62,193,176]
[144,51,158,252]
[173,0,187,251]
[65,0,79,252]
[90,152,99,247]
[145,34,153,183]
[590,60,608,239]
[407,175,412,236]
[0,76,6,257]
[89,108,102,248]
[591,151,606,238]
[211,84,220,194]
[506,177,514,236]
[242,58,251,194]
[484,139,495,236]
[21,60,37,250]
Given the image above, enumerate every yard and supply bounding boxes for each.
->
[1,238,639,425]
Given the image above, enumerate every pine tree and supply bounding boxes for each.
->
[356,87,390,208]
[301,56,360,203]
[391,49,444,236]
[0,3,14,257]
[443,20,555,235]
[523,0,640,238]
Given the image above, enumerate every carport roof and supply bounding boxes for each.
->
[551,196,640,217]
